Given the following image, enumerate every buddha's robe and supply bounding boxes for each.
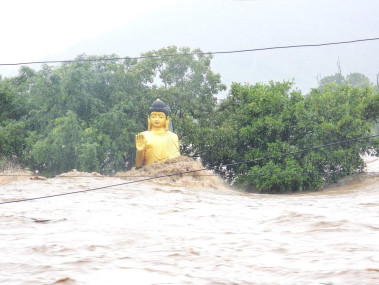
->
[136,130,180,166]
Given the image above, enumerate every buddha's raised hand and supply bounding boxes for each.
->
[135,133,146,152]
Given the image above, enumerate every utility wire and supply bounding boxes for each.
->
[1,37,378,66]
[223,134,379,167]
[1,134,378,205]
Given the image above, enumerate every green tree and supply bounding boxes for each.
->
[346,72,372,88]
[0,76,29,160]
[318,73,346,89]
[141,46,226,117]
[27,111,85,174]
[318,70,373,90]
[0,120,27,157]
[0,78,15,121]
[197,81,379,192]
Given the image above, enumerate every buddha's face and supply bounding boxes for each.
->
[149,112,166,129]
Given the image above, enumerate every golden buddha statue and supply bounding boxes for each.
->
[135,99,180,167]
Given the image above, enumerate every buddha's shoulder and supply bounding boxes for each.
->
[167,131,179,139]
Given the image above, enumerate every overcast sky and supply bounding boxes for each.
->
[0,0,177,62]
[1,0,378,94]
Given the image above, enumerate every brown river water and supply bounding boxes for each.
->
[1,157,379,285]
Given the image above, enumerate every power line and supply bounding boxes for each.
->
[223,134,379,167]
[1,134,378,205]
[1,37,378,67]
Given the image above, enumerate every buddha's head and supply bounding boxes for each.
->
[148,99,170,131]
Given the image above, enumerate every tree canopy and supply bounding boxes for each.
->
[189,81,379,192]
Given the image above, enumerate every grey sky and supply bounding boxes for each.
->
[1,0,378,94]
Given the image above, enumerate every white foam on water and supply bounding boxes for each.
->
[1,157,379,284]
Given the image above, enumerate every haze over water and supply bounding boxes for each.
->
[1,158,379,284]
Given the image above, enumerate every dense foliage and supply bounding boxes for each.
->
[194,81,379,192]
[0,46,378,192]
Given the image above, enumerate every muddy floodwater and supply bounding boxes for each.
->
[1,158,379,285]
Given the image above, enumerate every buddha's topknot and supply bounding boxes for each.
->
[149,99,169,116]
